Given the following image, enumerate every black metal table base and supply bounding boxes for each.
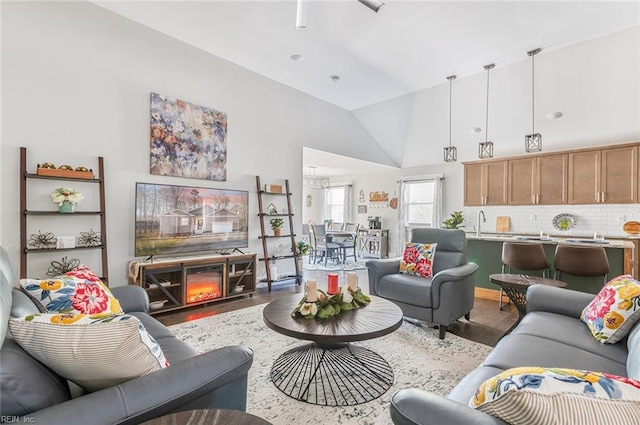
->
[502,286,528,336]
[270,342,394,406]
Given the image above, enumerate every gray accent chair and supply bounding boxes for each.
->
[390,284,640,425]
[0,248,254,425]
[366,228,478,339]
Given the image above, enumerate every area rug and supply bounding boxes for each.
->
[303,260,368,271]
[168,304,492,425]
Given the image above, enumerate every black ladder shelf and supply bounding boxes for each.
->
[20,147,109,283]
[255,176,300,291]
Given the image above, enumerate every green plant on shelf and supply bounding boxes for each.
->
[293,240,311,257]
[269,217,284,230]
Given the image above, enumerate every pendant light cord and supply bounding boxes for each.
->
[447,75,456,148]
[484,64,494,143]
[527,49,541,133]
[485,69,490,143]
[449,78,452,148]
[524,48,542,152]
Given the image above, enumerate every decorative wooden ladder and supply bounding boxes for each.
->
[255,176,300,291]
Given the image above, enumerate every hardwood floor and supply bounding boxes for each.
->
[155,268,518,348]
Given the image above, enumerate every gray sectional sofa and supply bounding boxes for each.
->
[0,248,254,425]
[390,284,640,425]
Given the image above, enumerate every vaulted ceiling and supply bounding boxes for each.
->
[94,1,639,174]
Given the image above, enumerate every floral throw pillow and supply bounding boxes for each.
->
[470,367,640,425]
[9,313,169,392]
[399,242,437,278]
[581,274,640,343]
[20,265,122,314]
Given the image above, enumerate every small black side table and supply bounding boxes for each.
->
[489,273,568,335]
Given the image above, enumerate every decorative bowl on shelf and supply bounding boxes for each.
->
[149,300,168,310]
[233,285,245,293]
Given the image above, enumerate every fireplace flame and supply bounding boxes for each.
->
[186,281,221,304]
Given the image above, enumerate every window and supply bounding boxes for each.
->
[326,186,345,223]
[404,180,436,226]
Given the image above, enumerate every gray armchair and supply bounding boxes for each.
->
[366,228,478,339]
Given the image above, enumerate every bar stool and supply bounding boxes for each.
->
[553,244,610,284]
[500,242,551,310]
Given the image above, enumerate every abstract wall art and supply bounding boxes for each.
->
[150,92,227,181]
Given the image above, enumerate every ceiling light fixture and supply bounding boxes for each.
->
[479,63,495,159]
[290,54,305,62]
[304,166,330,189]
[330,75,341,83]
[357,0,385,13]
[296,0,308,29]
[547,111,563,120]
[297,0,382,29]
[443,75,457,163]
[525,48,542,153]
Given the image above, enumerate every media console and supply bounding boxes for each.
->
[128,252,256,315]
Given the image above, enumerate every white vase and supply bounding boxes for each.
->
[296,257,303,273]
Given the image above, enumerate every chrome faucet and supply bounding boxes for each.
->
[476,210,486,237]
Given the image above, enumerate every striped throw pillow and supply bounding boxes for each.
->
[470,367,640,425]
[9,313,169,392]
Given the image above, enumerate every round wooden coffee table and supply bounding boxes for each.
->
[263,294,403,406]
[490,273,568,335]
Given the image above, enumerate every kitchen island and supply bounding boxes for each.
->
[467,234,632,296]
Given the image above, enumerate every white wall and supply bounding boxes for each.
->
[0,1,394,284]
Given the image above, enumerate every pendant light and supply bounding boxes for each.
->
[478,64,495,159]
[525,48,542,152]
[295,0,308,29]
[358,0,385,12]
[443,75,457,162]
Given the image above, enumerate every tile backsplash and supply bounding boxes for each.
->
[463,204,640,239]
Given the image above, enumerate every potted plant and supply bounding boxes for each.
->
[269,217,284,236]
[442,211,464,229]
[293,240,311,270]
[50,187,84,213]
[294,240,311,257]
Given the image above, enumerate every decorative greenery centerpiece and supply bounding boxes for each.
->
[442,210,464,229]
[291,287,371,319]
[50,187,84,213]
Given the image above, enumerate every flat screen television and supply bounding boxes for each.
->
[135,182,249,257]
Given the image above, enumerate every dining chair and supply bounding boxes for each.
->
[302,224,314,262]
[500,242,551,310]
[328,222,344,231]
[553,244,610,285]
[338,223,359,263]
[311,224,340,265]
